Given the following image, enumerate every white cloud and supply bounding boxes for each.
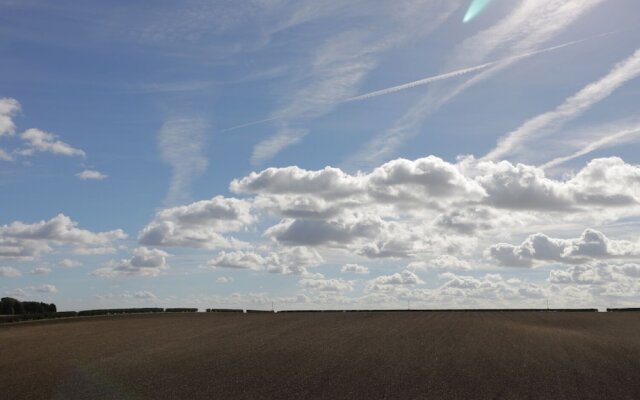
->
[0,148,12,162]
[471,157,640,211]
[0,97,20,137]
[366,270,424,292]
[216,276,234,284]
[133,290,157,299]
[138,196,253,249]
[432,272,546,303]
[485,47,640,162]
[29,284,57,293]
[0,214,126,260]
[59,259,82,268]
[488,229,640,267]
[233,155,485,212]
[545,262,640,303]
[92,247,170,277]
[0,266,21,277]
[231,155,640,263]
[299,278,354,293]
[407,255,473,272]
[341,263,369,274]
[76,169,108,180]
[158,117,208,205]
[30,266,51,275]
[208,246,323,277]
[17,128,86,157]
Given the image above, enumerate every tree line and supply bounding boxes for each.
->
[1,297,57,315]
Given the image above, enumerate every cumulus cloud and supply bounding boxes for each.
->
[230,156,640,263]
[0,266,21,277]
[299,278,354,293]
[31,266,51,275]
[92,247,170,277]
[0,97,20,137]
[59,259,82,268]
[546,262,640,302]
[158,117,208,205]
[237,155,640,220]
[341,263,369,274]
[17,128,86,158]
[133,290,157,299]
[407,255,473,271]
[366,270,424,292]
[138,196,253,249]
[76,169,108,180]
[216,276,234,284]
[434,272,546,303]
[30,284,57,293]
[208,246,323,277]
[266,213,470,259]
[233,156,484,208]
[0,214,126,260]
[488,229,640,267]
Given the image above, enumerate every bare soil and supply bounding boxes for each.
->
[2,312,640,399]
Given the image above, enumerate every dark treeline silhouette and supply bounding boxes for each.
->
[77,308,164,316]
[1,297,56,315]
[5,305,640,325]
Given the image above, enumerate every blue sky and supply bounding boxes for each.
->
[2,0,640,311]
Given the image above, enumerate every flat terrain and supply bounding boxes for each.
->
[2,312,640,399]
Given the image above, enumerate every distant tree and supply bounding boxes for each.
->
[1,297,23,315]
[0,298,56,315]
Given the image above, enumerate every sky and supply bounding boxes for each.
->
[2,0,640,311]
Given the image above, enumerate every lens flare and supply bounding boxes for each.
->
[463,0,494,23]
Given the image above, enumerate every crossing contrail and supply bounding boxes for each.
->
[221,31,616,132]
[220,116,281,133]
[343,35,611,103]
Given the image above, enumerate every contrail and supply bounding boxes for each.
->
[221,31,616,132]
[484,44,640,162]
[343,34,613,103]
[540,126,640,169]
[220,116,280,133]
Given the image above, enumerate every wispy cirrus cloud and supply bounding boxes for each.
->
[158,117,208,205]
[541,122,640,169]
[349,0,606,167]
[484,47,640,162]
[343,34,609,103]
[249,1,460,165]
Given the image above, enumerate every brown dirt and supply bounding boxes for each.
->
[1,312,640,399]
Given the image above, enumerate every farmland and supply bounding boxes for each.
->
[2,312,640,399]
